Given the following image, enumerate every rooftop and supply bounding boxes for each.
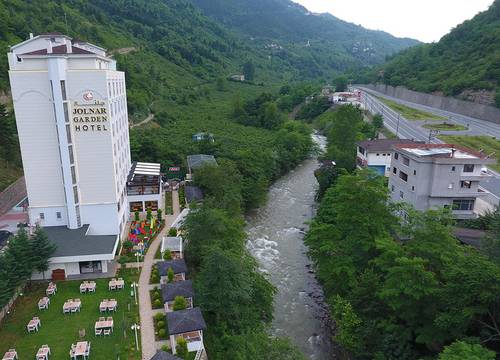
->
[127,162,161,188]
[187,154,217,170]
[393,143,491,160]
[185,185,204,204]
[150,351,182,360]
[166,307,207,335]
[157,259,188,276]
[161,280,195,302]
[43,225,118,258]
[357,139,423,152]
[20,44,95,56]
[161,236,183,253]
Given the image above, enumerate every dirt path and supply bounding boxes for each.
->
[130,113,155,129]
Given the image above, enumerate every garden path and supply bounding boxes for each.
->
[139,190,180,359]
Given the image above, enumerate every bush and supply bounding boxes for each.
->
[160,345,170,352]
[153,299,163,309]
[173,296,187,311]
[122,240,134,250]
[167,267,174,282]
[158,329,167,339]
[154,312,164,322]
[176,337,189,359]
[156,320,166,330]
[163,250,173,260]
[168,228,177,236]
[134,211,140,222]
[150,273,160,284]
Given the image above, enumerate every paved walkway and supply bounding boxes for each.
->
[139,190,180,359]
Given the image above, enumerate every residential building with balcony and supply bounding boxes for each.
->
[388,143,494,219]
[127,161,162,213]
[356,139,423,176]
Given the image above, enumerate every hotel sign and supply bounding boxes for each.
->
[72,92,109,132]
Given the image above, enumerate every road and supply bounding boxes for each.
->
[355,87,500,196]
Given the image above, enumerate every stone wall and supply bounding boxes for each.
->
[0,177,26,216]
[359,84,500,125]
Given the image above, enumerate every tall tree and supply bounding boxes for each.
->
[31,226,56,280]
[243,60,255,81]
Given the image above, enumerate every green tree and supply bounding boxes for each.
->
[216,77,226,91]
[243,60,255,81]
[134,211,140,222]
[439,341,495,360]
[331,295,363,354]
[31,226,56,280]
[157,208,162,223]
[333,76,348,92]
[372,113,384,132]
[146,208,152,221]
[172,295,187,311]
[231,93,247,123]
[260,102,284,130]
[3,228,34,289]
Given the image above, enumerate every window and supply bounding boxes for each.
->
[376,153,380,156]
[393,167,397,174]
[60,80,67,100]
[411,186,415,191]
[399,191,404,199]
[452,199,475,211]
[402,156,410,166]
[461,180,472,189]
[463,164,474,173]
[63,102,69,123]
[39,212,45,220]
[73,186,79,204]
[399,171,408,182]
[65,124,72,144]
[448,183,454,189]
[413,170,416,175]
[71,166,77,184]
[68,145,74,164]
[451,166,456,172]
[56,211,62,220]
[394,153,399,160]
[75,205,81,227]
[358,147,365,155]
[391,185,395,192]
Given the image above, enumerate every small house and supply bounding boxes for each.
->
[161,280,195,312]
[185,186,204,205]
[157,259,188,283]
[167,307,207,354]
[186,154,217,181]
[150,351,181,360]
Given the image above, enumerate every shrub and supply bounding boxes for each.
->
[158,329,167,339]
[122,240,134,250]
[163,250,173,260]
[160,345,170,353]
[153,299,163,309]
[156,320,166,330]
[151,273,160,284]
[173,296,187,311]
[176,337,189,359]
[146,208,153,221]
[157,209,163,222]
[134,211,140,222]
[168,228,177,236]
[154,312,164,322]
[167,267,174,282]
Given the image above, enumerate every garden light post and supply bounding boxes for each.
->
[131,282,138,305]
[131,323,140,351]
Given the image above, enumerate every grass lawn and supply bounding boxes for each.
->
[440,135,500,172]
[0,269,141,360]
[165,191,173,215]
[376,96,445,121]
[423,122,468,131]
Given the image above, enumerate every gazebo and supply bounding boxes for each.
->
[161,280,194,312]
[167,307,206,354]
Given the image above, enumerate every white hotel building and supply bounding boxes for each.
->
[8,33,132,278]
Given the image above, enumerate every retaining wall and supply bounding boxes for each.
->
[359,84,500,125]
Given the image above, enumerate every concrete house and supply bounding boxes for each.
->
[388,143,494,219]
[356,139,423,176]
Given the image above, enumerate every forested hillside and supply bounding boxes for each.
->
[189,0,419,76]
[361,0,500,107]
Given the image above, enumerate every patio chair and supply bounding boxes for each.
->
[63,307,70,314]
[95,329,103,336]
[99,305,106,313]
[71,307,78,313]
[106,317,113,321]
[69,350,76,359]
[99,317,105,321]
[103,329,111,336]
[109,285,116,291]
[110,298,116,302]
[42,345,49,349]
[75,298,81,303]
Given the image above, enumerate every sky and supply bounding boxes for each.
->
[293,0,494,42]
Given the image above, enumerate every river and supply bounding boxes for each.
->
[246,134,335,359]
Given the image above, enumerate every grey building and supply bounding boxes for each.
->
[388,143,494,219]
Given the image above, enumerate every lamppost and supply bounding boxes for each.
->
[131,282,138,305]
[131,323,141,351]
[134,251,141,274]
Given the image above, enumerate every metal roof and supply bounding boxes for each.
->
[150,351,182,360]
[185,186,204,204]
[157,259,188,276]
[161,236,183,253]
[43,225,118,257]
[161,280,195,302]
[166,307,207,335]
[357,139,423,152]
[187,154,217,170]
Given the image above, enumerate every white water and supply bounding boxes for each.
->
[246,135,334,359]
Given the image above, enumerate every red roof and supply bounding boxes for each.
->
[20,44,95,56]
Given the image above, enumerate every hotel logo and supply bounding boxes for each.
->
[83,91,94,101]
